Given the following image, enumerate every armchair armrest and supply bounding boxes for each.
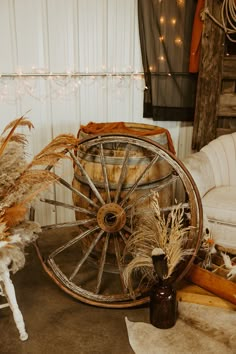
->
[182,151,216,198]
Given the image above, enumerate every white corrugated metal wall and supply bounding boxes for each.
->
[0,0,193,225]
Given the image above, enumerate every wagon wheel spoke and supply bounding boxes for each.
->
[124,174,179,213]
[98,142,111,203]
[123,225,132,234]
[69,229,105,281]
[49,225,100,259]
[40,198,97,216]
[118,230,128,245]
[58,176,100,210]
[120,154,160,207]
[95,233,110,294]
[114,236,126,293]
[69,151,105,206]
[161,203,190,213]
[114,144,131,204]
[42,219,97,231]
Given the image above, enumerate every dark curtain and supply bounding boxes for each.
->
[138,0,197,121]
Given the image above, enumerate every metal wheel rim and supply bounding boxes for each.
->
[35,133,203,308]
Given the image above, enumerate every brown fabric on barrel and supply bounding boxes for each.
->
[79,122,176,155]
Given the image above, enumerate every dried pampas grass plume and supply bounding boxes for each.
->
[0,115,79,234]
[28,134,79,168]
[0,115,79,273]
[0,115,34,157]
[123,192,193,294]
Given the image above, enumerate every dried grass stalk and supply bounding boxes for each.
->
[123,255,154,297]
[3,204,28,228]
[123,192,193,293]
[0,218,10,241]
[0,116,33,157]
[29,134,79,168]
[2,116,34,135]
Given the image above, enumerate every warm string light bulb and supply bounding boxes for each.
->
[160,16,165,24]
[176,0,185,8]
[174,37,183,46]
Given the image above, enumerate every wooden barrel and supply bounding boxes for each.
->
[72,122,174,270]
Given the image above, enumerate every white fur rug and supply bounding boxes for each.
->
[126,302,236,354]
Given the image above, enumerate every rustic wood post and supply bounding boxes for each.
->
[192,0,225,151]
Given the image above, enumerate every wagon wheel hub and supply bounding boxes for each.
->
[96,203,126,232]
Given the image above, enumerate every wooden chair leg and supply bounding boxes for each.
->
[0,284,9,309]
[0,265,28,341]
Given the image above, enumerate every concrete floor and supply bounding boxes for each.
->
[0,243,149,354]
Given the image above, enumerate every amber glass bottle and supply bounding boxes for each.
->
[150,282,178,329]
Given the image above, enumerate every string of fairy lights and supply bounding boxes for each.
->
[0,0,187,103]
[0,70,146,103]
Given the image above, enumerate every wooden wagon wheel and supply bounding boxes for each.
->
[35,133,203,308]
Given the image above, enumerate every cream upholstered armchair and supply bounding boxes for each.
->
[182,132,236,252]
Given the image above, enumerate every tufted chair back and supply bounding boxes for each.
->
[201,132,236,187]
[182,132,236,250]
[183,132,236,198]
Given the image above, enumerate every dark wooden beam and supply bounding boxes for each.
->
[192,0,225,150]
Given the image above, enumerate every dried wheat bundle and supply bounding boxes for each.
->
[123,192,193,294]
